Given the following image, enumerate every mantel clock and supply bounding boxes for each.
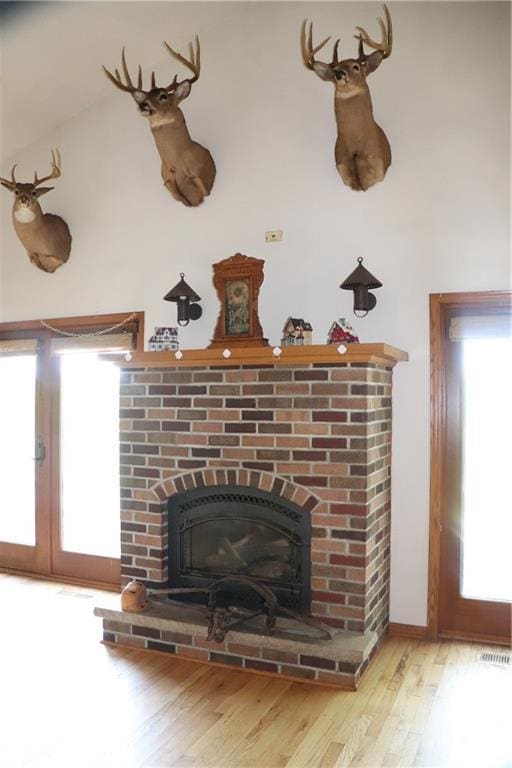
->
[209,253,268,348]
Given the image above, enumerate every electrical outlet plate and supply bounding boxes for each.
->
[265,229,283,243]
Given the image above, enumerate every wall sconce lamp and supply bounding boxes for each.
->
[163,273,203,326]
[340,258,383,317]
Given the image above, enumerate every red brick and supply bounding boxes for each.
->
[227,643,261,658]
[330,503,367,516]
[262,648,299,664]
[300,654,336,670]
[244,659,278,673]
[311,590,346,604]
[280,664,316,679]
[313,411,347,423]
[330,554,367,567]
[176,646,209,661]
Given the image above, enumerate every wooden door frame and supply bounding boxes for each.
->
[0,311,145,348]
[0,311,144,588]
[428,290,512,641]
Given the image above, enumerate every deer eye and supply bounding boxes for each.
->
[352,64,360,72]
[159,93,168,101]
[14,190,19,195]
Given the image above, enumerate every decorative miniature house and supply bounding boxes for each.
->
[281,317,313,346]
[327,318,359,344]
[148,327,179,352]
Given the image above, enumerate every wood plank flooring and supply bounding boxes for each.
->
[0,573,510,768]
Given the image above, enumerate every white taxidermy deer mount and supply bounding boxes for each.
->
[0,150,72,273]
[301,5,393,191]
[103,36,216,207]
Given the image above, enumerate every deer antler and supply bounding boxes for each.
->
[103,48,155,94]
[355,4,393,59]
[34,150,62,187]
[163,36,201,87]
[0,164,18,191]
[301,20,343,75]
[301,21,330,70]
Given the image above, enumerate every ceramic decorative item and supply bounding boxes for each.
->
[149,327,179,351]
[121,581,149,612]
[281,317,313,346]
[327,318,359,344]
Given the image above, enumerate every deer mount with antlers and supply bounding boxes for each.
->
[103,36,216,207]
[0,150,72,273]
[301,5,393,192]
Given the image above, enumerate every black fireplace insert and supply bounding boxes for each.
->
[167,485,310,612]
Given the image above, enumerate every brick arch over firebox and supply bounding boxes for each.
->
[121,469,327,592]
[150,468,323,514]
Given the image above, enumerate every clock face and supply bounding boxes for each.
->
[225,278,250,335]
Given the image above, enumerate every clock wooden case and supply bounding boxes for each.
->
[209,253,269,348]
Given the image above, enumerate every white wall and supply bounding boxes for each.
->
[1,2,510,626]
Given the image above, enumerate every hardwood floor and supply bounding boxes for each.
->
[0,573,510,768]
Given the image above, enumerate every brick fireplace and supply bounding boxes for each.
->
[95,344,406,689]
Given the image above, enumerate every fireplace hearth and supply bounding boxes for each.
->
[167,485,310,612]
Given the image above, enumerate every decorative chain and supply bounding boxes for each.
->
[40,313,137,338]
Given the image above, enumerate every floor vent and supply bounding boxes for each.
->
[480,652,510,664]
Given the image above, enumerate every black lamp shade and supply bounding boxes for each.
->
[163,273,202,326]
[163,273,201,303]
[340,258,382,292]
[340,258,382,317]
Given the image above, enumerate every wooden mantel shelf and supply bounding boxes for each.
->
[119,343,408,369]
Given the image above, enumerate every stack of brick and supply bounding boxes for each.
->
[118,361,393,640]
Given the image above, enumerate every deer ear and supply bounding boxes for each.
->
[174,80,192,102]
[132,90,146,104]
[363,51,384,74]
[33,187,54,197]
[0,180,14,191]
[312,62,336,82]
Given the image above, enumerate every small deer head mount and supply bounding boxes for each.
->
[103,37,216,207]
[0,150,72,273]
[301,5,393,191]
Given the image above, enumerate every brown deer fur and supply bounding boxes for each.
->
[103,37,215,207]
[0,151,71,273]
[301,5,393,191]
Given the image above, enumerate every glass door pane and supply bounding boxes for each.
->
[0,355,37,545]
[60,354,120,558]
[461,337,512,602]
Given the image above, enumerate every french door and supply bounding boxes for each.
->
[0,313,143,588]
[429,292,512,644]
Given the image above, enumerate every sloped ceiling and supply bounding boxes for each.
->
[0,1,223,163]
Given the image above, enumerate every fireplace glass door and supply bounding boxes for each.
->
[183,518,297,582]
[168,487,310,611]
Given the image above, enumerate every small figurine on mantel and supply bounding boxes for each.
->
[281,317,313,346]
[327,318,359,344]
[148,327,179,352]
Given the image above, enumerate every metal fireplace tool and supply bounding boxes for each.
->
[146,575,332,643]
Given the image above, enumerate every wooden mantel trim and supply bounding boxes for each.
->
[118,343,408,369]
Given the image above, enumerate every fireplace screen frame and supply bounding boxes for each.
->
[167,485,311,612]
